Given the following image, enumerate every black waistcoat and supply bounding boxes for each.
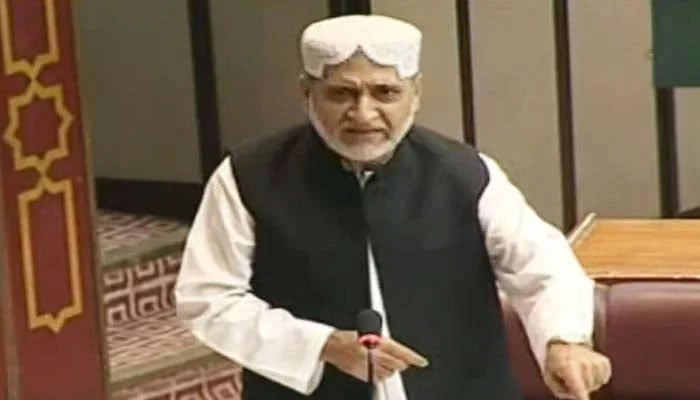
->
[228,124,521,399]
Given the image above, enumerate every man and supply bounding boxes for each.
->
[175,14,611,400]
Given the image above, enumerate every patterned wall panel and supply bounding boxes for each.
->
[0,1,106,398]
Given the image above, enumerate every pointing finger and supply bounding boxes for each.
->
[559,364,590,400]
[380,339,429,367]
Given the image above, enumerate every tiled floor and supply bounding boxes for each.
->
[98,209,242,399]
[111,361,242,400]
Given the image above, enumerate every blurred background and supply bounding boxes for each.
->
[75,0,700,230]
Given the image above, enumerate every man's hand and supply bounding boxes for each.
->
[543,342,612,400]
[320,330,428,382]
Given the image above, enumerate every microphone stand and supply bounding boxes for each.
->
[357,309,382,400]
[367,347,375,399]
[360,335,380,399]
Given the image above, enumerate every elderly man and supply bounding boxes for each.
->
[175,14,611,400]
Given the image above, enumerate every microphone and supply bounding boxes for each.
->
[356,309,382,398]
[357,308,382,348]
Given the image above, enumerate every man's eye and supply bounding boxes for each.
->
[375,86,401,100]
[328,87,355,99]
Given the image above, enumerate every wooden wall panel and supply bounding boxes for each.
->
[569,0,660,219]
[211,0,328,148]
[675,88,700,213]
[372,0,464,142]
[469,1,564,227]
[74,0,201,182]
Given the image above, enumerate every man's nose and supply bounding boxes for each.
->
[348,95,379,122]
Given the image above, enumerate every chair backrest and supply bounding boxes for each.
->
[602,281,700,399]
[502,281,700,399]
[677,206,700,218]
[501,294,555,400]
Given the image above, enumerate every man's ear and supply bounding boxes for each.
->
[299,73,312,111]
[411,73,423,112]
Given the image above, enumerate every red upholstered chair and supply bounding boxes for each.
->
[501,295,554,400]
[602,281,700,399]
[501,281,700,400]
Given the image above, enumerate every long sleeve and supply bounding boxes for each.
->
[174,157,335,395]
[477,154,595,371]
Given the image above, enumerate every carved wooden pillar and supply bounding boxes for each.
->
[0,1,107,398]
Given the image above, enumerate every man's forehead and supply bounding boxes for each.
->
[322,75,406,87]
[322,58,404,85]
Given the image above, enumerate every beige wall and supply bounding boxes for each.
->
[676,89,700,212]
[469,1,564,227]
[76,1,695,219]
[374,1,568,227]
[75,0,201,183]
[373,0,696,225]
[210,0,328,148]
[569,0,660,219]
[212,0,464,147]
[371,0,464,142]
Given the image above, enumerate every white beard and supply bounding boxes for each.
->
[308,96,415,164]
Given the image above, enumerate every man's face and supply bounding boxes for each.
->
[303,53,421,164]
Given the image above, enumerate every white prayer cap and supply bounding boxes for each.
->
[300,15,422,79]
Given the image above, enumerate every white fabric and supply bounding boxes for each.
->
[175,153,594,398]
[300,15,421,79]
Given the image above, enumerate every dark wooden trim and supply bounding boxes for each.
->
[77,62,112,400]
[552,0,578,230]
[95,179,203,222]
[455,0,476,146]
[70,3,112,396]
[0,156,19,400]
[0,258,19,400]
[678,206,700,218]
[187,0,223,181]
[328,0,371,17]
[655,88,680,217]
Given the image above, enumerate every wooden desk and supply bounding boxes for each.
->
[569,214,700,280]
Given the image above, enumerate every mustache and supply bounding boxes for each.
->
[342,126,386,131]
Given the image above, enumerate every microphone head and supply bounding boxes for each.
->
[356,309,382,336]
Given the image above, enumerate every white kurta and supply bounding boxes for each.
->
[174,152,594,399]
